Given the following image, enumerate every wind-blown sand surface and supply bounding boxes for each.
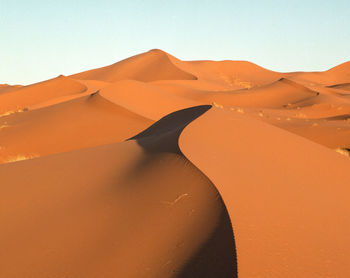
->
[1,49,350,277]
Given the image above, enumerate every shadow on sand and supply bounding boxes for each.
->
[129,105,238,277]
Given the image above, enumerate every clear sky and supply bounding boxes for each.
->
[1,0,349,85]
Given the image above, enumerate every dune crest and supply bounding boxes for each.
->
[99,80,199,120]
[0,75,87,114]
[71,49,198,82]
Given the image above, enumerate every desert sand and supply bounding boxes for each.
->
[1,49,350,277]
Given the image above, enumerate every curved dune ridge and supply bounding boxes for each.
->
[99,80,199,121]
[0,75,88,115]
[166,55,283,89]
[150,77,320,109]
[70,49,198,82]
[1,49,350,277]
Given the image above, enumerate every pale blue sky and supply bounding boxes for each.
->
[1,0,349,85]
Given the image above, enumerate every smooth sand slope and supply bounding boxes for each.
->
[99,80,199,121]
[1,49,350,277]
[180,107,350,278]
[70,49,197,82]
[287,61,350,86]
[0,75,87,115]
[0,93,152,163]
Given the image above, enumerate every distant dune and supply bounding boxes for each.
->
[1,49,350,277]
[70,49,198,82]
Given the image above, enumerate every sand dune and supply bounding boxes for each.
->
[231,77,320,108]
[180,107,350,278]
[167,56,283,89]
[151,77,320,109]
[1,49,350,277]
[71,49,197,82]
[288,61,350,86]
[99,80,199,120]
[0,75,87,115]
[0,106,235,277]
[0,93,152,163]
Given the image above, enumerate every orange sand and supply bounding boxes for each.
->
[1,49,350,277]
